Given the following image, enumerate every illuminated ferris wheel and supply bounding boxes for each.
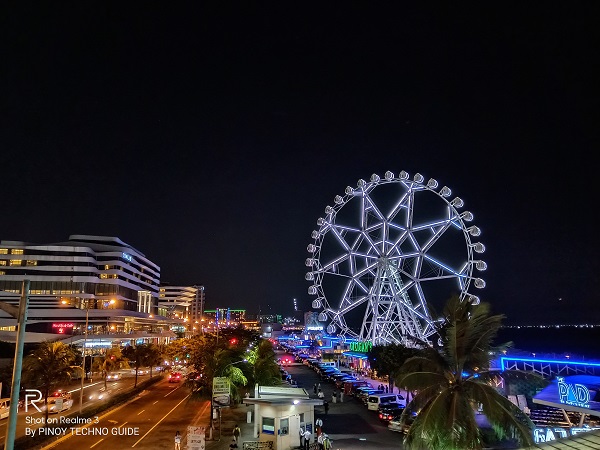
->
[305,170,487,346]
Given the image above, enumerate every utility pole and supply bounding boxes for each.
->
[0,280,30,450]
[79,300,90,414]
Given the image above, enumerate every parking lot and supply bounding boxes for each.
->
[279,352,407,449]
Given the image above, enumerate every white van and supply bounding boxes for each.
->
[367,393,406,411]
[0,398,10,419]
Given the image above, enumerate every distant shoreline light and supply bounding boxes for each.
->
[501,324,599,329]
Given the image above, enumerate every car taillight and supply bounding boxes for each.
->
[379,413,383,419]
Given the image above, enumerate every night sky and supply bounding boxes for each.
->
[2,4,598,324]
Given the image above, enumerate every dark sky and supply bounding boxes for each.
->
[1,3,598,324]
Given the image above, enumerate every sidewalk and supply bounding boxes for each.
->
[205,404,256,450]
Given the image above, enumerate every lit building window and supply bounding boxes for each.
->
[0,271,5,275]
[100,274,108,279]
[11,249,24,255]
[0,261,6,265]
[0,249,7,254]
[26,260,38,266]
[9,260,22,266]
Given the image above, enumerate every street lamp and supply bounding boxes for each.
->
[79,299,91,414]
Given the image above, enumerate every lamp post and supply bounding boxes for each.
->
[79,299,90,414]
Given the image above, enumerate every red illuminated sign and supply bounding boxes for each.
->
[52,323,74,334]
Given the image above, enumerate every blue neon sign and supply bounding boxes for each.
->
[557,377,590,408]
[122,252,133,262]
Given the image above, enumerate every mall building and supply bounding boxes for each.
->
[158,284,205,333]
[0,235,179,345]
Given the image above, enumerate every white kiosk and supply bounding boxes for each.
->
[243,385,323,450]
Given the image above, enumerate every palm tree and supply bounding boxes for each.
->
[250,340,281,387]
[22,341,75,423]
[122,344,152,387]
[398,295,535,450]
[93,347,122,389]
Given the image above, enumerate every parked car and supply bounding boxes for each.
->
[367,393,407,411]
[378,404,405,422]
[357,388,384,404]
[345,380,372,395]
[388,413,416,434]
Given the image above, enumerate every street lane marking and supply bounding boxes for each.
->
[137,409,145,415]
[131,395,189,447]
[163,386,180,397]
[119,422,128,428]
[152,401,158,405]
[90,438,104,448]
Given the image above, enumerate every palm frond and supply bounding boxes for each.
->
[465,380,534,447]
[405,386,482,450]
[399,371,448,392]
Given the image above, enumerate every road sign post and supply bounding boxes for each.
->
[187,426,205,450]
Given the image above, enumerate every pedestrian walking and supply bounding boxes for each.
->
[315,418,323,436]
[336,390,341,403]
[340,390,344,402]
[323,434,332,450]
[318,389,324,399]
[233,424,241,442]
[331,391,336,403]
[303,429,312,450]
[313,383,317,395]
[323,400,329,415]
[385,385,389,393]
[317,432,325,450]
[299,426,304,448]
[174,431,181,450]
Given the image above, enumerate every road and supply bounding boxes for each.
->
[35,377,209,450]
[0,371,154,442]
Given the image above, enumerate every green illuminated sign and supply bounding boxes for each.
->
[349,341,372,353]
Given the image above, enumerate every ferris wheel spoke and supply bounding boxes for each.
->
[320,253,350,272]
[386,191,410,222]
[362,191,386,222]
[339,296,368,315]
[422,254,462,277]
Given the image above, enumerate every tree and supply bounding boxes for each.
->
[93,347,123,389]
[398,295,535,450]
[249,340,281,387]
[122,344,152,387]
[22,341,75,423]
[145,343,163,378]
[368,344,418,394]
[163,338,190,364]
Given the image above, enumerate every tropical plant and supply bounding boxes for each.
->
[122,344,153,387]
[368,344,419,394]
[93,347,123,389]
[398,295,535,450]
[22,341,75,423]
[250,339,281,387]
[145,343,163,377]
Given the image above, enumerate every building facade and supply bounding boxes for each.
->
[0,235,173,344]
[158,284,205,328]
[204,308,246,329]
